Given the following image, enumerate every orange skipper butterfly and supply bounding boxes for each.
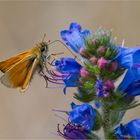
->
[0,34,55,92]
[0,35,78,93]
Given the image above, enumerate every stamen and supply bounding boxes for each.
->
[51,52,64,56]
[46,74,64,81]
[52,109,69,114]
[57,124,65,137]
[47,79,64,85]
[47,86,64,89]
[54,114,68,122]
[57,124,71,139]
[50,71,62,77]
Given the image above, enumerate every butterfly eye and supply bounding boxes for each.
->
[41,47,45,52]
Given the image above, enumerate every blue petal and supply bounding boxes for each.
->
[60,22,90,53]
[71,102,77,109]
[61,73,80,94]
[94,101,101,108]
[116,46,140,68]
[55,58,82,73]
[81,29,90,39]
[69,103,96,131]
[125,119,140,139]
[115,124,128,140]
[60,30,84,53]
[62,74,80,95]
[70,22,82,31]
[115,119,140,139]
[118,68,140,97]
[116,46,140,97]
[63,73,80,87]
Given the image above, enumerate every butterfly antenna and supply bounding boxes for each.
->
[42,33,47,42]
[52,109,69,115]
[48,40,81,62]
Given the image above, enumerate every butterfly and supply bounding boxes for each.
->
[0,33,62,93]
[0,33,79,93]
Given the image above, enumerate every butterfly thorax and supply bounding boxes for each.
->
[31,42,49,61]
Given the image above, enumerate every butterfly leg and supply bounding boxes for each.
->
[44,62,50,74]
[38,63,48,87]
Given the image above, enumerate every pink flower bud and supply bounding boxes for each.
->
[97,46,106,56]
[97,57,108,69]
[110,62,119,72]
[79,48,88,58]
[80,68,88,77]
[89,56,97,65]
[104,80,114,90]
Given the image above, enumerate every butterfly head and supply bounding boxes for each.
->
[39,42,49,53]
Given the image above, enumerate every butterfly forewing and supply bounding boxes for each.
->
[0,53,38,92]
[0,51,31,73]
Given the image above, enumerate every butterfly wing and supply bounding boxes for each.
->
[0,51,31,73]
[0,54,39,92]
[21,57,39,92]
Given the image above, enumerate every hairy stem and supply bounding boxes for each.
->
[102,102,110,139]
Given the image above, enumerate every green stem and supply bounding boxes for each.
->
[102,102,110,139]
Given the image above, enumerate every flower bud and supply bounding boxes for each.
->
[79,48,88,58]
[97,46,106,56]
[97,57,108,69]
[104,80,114,90]
[89,56,97,65]
[110,62,119,72]
[80,68,89,77]
[92,39,97,46]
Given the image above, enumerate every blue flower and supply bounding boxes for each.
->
[116,46,140,68]
[115,124,129,139]
[116,46,140,97]
[55,58,82,94]
[115,119,140,139]
[57,123,89,140]
[60,22,90,53]
[95,80,109,98]
[94,100,102,108]
[118,69,140,98]
[69,102,96,131]
[55,57,82,73]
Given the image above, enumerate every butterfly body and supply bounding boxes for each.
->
[0,42,49,92]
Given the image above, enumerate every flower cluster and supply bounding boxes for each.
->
[51,23,140,139]
[57,103,96,139]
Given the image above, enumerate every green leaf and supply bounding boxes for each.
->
[108,131,118,139]
[110,110,125,127]
[86,65,101,75]
[104,48,112,58]
[93,109,103,131]
[74,91,96,102]
[87,132,100,140]
[84,81,94,90]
